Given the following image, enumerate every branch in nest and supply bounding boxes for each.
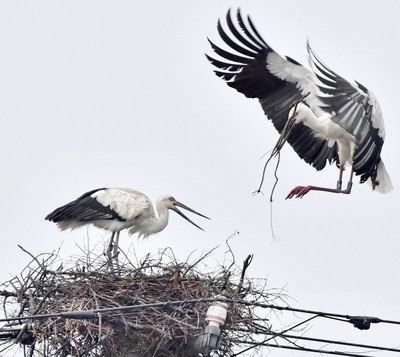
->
[236,255,253,297]
[0,245,286,357]
[0,290,19,298]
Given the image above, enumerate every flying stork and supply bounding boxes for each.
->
[207,9,392,198]
[45,188,210,258]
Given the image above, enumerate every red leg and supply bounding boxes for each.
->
[113,231,120,272]
[337,165,344,189]
[286,185,351,199]
[106,232,115,260]
[286,168,354,199]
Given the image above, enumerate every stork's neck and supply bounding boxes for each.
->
[148,203,170,235]
[296,103,320,126]
[294,103,326,133]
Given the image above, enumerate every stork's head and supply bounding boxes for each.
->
[288,102,313,124]
[157,195,210,230]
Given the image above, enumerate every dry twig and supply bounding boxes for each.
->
[0,244,286,357]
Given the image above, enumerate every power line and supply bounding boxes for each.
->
[0,297,218,323]
[1,297,400,356]
[1,297,400,330]
[266,332,400,353]
[231,310,400,356]
[232,340,376,357]
[234,299,400,329]
[232,315,319,356]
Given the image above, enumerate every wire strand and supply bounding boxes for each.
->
[1,297,400,327]
[2,297,400,356]
[231,340,376,357]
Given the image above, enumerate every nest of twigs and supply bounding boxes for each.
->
[0,242,287,356]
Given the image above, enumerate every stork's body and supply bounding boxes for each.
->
[207,9,392,198]
[46,188,209,258]
[286,103,358,197]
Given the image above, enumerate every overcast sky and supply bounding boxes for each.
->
[1,1,399,356]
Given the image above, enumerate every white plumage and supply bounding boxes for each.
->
[288,103,356,170]
[46,188,209,257]
[207,9,392,198]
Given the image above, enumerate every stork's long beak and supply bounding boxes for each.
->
[272,92,310,157]
[172,201,210,231]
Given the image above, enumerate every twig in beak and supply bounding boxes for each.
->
[253,92,310,199]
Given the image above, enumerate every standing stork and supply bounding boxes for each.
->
[45,188,210,258]
[207,9,392,198]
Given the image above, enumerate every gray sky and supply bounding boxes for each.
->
[1,1,399,355]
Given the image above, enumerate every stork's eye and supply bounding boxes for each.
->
[169,197,175,202]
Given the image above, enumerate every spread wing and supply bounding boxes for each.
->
[207,8,338,170]
[307,43,385,183]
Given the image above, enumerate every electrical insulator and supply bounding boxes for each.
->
[202,297,228,349]
[206,299,228,326]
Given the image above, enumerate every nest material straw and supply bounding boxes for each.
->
[0,244,286,356]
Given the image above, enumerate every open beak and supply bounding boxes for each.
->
[172,201,210,231]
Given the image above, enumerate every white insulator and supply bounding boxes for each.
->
[205,300,228,326]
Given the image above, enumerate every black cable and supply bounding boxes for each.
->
[269,331,400,353]
[1,297,400,329]
[233,340,376,357]
[232,314,319,356]
[233,299,400,328]
[1,296,399,356]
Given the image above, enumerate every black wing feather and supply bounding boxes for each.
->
[207,9,338,170]
[45,188,126,223]
[307,43,384,184]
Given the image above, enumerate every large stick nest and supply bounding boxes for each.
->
[0,242,287,356]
